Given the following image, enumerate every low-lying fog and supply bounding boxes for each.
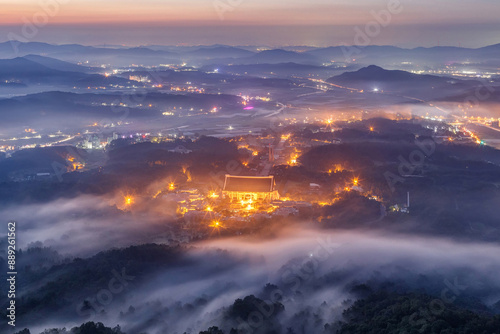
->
[2,194,500,333]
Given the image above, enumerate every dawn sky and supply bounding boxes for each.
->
[1,0,499,47]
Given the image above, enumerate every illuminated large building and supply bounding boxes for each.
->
[222,175,280,202]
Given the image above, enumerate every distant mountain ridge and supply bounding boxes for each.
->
[22,54,95,73]
[0,57,128,87]
[185,46,255,58]
[306,44,500,65]
[0,41,181,66]
[328,65,450,83]
[238,49,319,65]
[326,65,474,99]
[0,41,499,67]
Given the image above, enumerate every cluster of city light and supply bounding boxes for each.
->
[170,86,205,93]
[240,199,255,211]
[328,164,344,174]
[208,191,219,199]
[465,116,500,122]
[239,94,271,103]
[124,196,134,206]
[411,68,497,79]
[238,144,260,157]
[462,127,483,145]
[288,153,299,166]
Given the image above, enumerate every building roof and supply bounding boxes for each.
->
[223,175,275,193]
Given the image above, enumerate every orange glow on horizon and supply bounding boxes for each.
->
[0,3,215,26]
[1,2,498,29]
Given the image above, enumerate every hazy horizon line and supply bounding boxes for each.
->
[1,39,499,50]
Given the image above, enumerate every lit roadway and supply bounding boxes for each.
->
[308,78,360,92]
[263,102,286,118]
[0,133,78,150]
[44,134,79,146]
[469,121,500,133]
[260,134,289,176]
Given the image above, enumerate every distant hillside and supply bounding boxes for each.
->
[122,68,294,89]
[185,46,255,58]
[0,57,129,87]
[0,41,181,66]
[478,43,500,52]
[221,62,328,72]
[0,146,85,181]
[209,62,344,78]
[326,65,468,95]
[0,91,244,129]
[0,57,62,77]
[2,41,499,67]
[307,45,405,60]
[0,41,89,56]
[305,44,500,65]
[22,54,95,73]
[329,65,449,83]
[234,49,320,65]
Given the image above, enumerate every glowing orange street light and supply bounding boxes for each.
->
[369,127,374,132]
[209,220,222,228]
[125,196,133,205]
[353,178,359,186]
[168,182,175,191]
[240,198,253,206]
